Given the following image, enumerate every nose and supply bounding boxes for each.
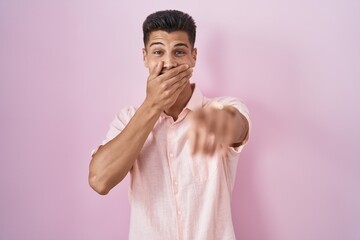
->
[163,54,178,70]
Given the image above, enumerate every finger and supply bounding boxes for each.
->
[203,112,216,155]
[190,113,204,156]
[187,125,196,155]
[213,115,228,156]
[208,109,217,134]
[155,68,191,96]
[162,70,192,104]
[215,110,225,144]
[207,133,218,156]
[168,70,192,95]
[193,109,206,124]
[210,111,226,156]
[197,126,208,155]
[191,127,200,156]
[158,64,190,82]
[170,68,192,86]
[160,68,192,90]
[202,112,211,155]
[209,132,219,156]
[149,61,164,80]
[190,110,208,155]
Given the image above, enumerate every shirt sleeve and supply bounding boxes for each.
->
[91,106,137,156]
[206,97,251,160]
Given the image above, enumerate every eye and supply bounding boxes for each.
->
[153,50,163,56]
[175,50,186,55]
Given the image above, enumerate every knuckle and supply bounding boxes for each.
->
[160,82,167,90]
[163,90,170,97]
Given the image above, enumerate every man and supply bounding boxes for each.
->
[89,10,250,239]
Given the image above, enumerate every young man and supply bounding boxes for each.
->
[89,10,250,240]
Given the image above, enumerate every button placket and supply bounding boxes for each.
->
[167,123,175,160]
[167,122,182,234]
[173,180,178,194]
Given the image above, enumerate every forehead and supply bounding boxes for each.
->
[147,30,191,48]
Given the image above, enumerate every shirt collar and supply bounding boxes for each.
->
[160,83,203,119]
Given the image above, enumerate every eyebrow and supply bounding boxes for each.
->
[149,42,165,47]
[149,42,189,48]
[174,43,189,48]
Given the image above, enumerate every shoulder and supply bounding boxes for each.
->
[100,106,137,146]
[110,106,138,127]
[115,106,137,120]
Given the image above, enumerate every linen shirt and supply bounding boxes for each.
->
[94,85,250,240]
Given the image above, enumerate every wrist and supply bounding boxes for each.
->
[141,99,163,116]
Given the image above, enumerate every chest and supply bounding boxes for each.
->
[135,117,224,185]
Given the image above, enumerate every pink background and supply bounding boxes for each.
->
[1,0,359,239]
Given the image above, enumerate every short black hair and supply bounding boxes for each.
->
[143,10,196,48]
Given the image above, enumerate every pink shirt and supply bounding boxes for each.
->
[94,85,250,240]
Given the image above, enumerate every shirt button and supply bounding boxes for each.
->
[177,210,181,215]
[174,181,178,185]
[169,153,174,158]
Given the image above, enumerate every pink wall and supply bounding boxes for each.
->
[1,0,359,239]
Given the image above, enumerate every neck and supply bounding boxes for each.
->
[164,83,194,121]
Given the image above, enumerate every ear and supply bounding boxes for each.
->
[191,48,197,67]
[142,48,149,68]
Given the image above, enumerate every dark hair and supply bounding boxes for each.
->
[143,10,196,48]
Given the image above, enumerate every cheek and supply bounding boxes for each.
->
[146,59,158,70]
[178,56,195,67]
[188,56,196,67]
[149,62,157,68]
[144,54,157,67]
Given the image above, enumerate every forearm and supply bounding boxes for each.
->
[224,105,249,146]
[89,101,161,195]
